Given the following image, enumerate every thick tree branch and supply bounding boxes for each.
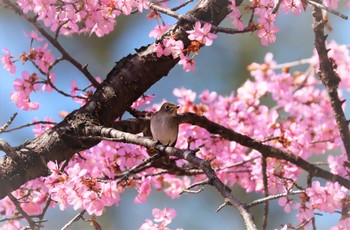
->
[312,3,350,160]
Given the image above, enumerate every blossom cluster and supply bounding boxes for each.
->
[139,208,181,230]
[152,21,217,72]
[16,0,149,37]
[1,32,55,110]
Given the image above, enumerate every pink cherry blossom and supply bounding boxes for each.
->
[281,0,304,15]
[153,208,176,225]
[10,91,40,111]
[257,24,279,46]
[140,208,180,230]
[306,181,347,213]
[227,0,245,30]
[32,117,55,136]
[24,31,44,41]
[178,55,196,72]
[1,48,16,75]
[132,94,155,108]
[187,21,218,46]
[163,39,184,59]
[149,24,170,38]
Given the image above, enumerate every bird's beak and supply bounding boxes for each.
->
[176,105,180,109]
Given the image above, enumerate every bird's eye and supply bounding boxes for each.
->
[165,105,170,110]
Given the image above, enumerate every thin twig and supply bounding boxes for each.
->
[217,156,259,171]
[60,210,86,230]
[246,190,305,208]
[180,179,208,194]
[0,113,17,133]
[171,0,194,11]
[262,156,269,230]
[216,198,231,212]
[8,193,37,229]
[308,0,348,20]
[149,3,252,35]
[0,121,57,133]
[117,153,161,185]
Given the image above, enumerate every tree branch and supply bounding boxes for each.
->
[312,2,350,160]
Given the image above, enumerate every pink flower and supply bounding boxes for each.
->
[32,117,55,136]
[228,0,245,30]
[83,191,105,216]
[187,21,217,46]
[0,220,23,230]
[139,219,158,230]
[131,94,155,108]
[134,179,151,203]
[140,208,179,230]
[24,31,44,41]
[42,73,55,92]
[153,208,176,225]
[257,24,279,46]
[149,24,170,38]
[1,48,16,75]
[281,0,304,15]
[331,218,350,230]
[163,39,184,59]
[116,0,134,15]
[70,80,78,97]
[199,89,217,104]
[178,55,196,72]
[10,91,40,111]
[278,197,293,213]
[306,181,347,213]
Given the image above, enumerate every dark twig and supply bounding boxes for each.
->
[308,0,348,20]
[0,113,17,133]
[217,156,259,171]
[0,121,57,133]
[261,156,269,230]
[149,3,252,35]
[216,198,231,212]
[246,190,305,208]
[171,0,194,11]
[7,193,37,229]
[61,210,86,230]
[116,153,162,185]
[306,174,317,230]
[180,179,208,194]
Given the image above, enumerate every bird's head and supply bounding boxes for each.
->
[159,102,180,115]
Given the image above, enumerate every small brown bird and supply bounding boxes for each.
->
[150,102,180,147]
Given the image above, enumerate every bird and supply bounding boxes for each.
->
[150,102,180,163]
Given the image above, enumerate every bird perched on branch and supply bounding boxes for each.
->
[150,102,180,163]
[151,102,180,146]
